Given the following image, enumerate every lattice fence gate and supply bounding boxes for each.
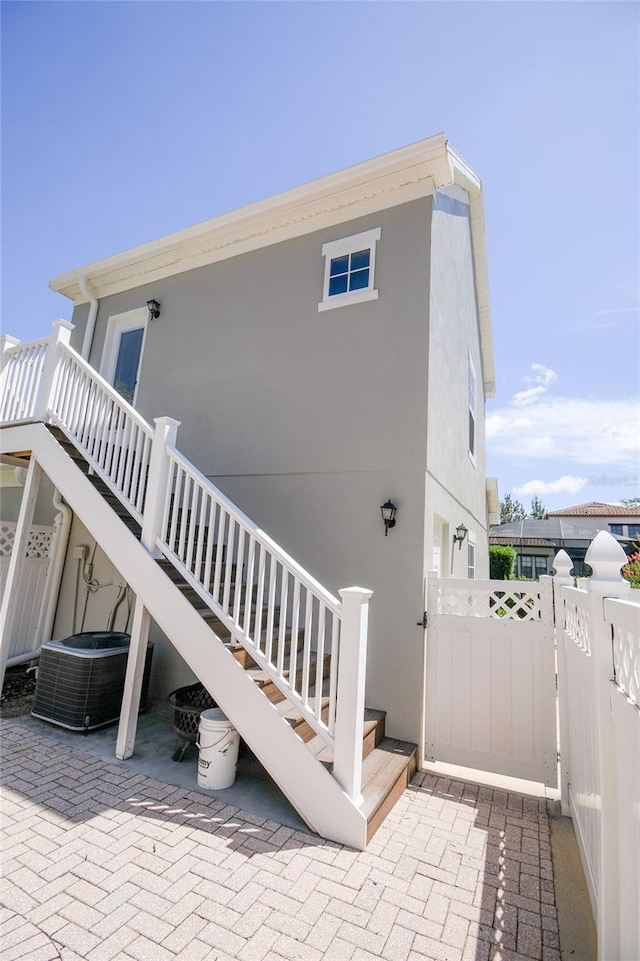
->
[424,573,558,788]
[0,523,56,665]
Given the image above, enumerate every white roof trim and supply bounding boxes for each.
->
[50,133,495,395]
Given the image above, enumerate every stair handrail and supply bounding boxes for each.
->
[2,320,370,804]
[165,445,342,613]
[158,442,342,747]
[49,341,154,523]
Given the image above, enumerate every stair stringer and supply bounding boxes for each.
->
[2,422,368,850]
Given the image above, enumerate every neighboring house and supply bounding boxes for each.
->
[548,502,640,546]
[490,517,634,578]
[1,133,496,847]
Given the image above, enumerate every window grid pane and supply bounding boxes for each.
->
[330,255,349,277]
[349,269,370,291]
[329,274,349,296]
[328,250,371,297]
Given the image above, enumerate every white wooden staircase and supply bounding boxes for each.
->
[0,322,416,848]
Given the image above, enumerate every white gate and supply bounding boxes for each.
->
[424,573,558,787]
[0,522,55,665]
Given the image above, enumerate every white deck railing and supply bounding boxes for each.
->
[0,320,369,802]
[0,336,50,423]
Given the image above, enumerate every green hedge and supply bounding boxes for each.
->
[489,545,515,580]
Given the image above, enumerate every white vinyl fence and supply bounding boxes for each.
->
[555,533,639,961]
[0,522,55,665]
[426,532,639,961]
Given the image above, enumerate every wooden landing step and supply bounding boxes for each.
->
[362,738,417,842]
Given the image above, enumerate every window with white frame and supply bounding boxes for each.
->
[318,228,381,311]
[468,355,476,461]
[100,307,148,406]
[467,538,476,579]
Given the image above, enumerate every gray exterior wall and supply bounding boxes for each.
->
[65,194,489,741]
[424,192,490,580]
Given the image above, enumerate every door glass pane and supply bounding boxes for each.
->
[113,327,144,403]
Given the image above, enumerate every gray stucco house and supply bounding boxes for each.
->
[1,133,497,846]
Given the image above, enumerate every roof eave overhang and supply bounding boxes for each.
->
[49,133,495,395]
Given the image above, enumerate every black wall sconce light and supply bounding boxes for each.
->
[146,299,161,321]
[380,499,397,536]
[453,523,468,549]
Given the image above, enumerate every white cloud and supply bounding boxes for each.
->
[514,476,588,496]
[594,307,639,316]
[513,364,557,406]
[486,395,640,467]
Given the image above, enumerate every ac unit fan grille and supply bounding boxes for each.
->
[32,638,153,731]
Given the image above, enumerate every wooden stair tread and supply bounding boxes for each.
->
[273,694,330,725]
[303,708,387,768]
[244,650,329,687]
[361,738,418,841]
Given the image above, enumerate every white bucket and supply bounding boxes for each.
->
[196,708,240,790]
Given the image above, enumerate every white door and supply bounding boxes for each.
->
[101,308,148,405]
[424,572,558,787]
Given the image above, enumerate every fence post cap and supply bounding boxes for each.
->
[52,318,74,331]
[339,587,374,601]
[552,549,573,579]
[585,530,631,594]
[153,416,181,428]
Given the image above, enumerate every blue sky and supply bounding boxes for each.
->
[2,1,638,511]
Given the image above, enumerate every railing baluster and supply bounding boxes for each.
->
[265,557,277,663]
[242,536,256,636]
[211,506,226,604]
[328,614,339,735]
[276,569,289,676]
[232,528,246,624]
[254,547,267,651]
[194,490,208,584]
[168,466,182,554]
[177,471,191,562]
[119,418,135,501]
[160,459,175,547]
[202,496,215,592]
[315,603,326,720]
[289,579,301,693]
[222,519,235,613]
[301,590,313,705]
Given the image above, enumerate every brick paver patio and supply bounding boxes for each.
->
[1,719,559,961]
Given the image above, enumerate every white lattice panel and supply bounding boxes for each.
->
[438,583,542,620]
[0,525,14,557]
[607,597,640,708]
[0,523,55,559]
[563,593,591,654]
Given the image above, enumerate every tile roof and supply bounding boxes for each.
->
[548,502,640,517]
